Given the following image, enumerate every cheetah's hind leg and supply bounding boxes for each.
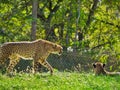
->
[34,61,42,73]
[6,54,20,76]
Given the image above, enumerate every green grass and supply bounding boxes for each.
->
[0,72,120,90]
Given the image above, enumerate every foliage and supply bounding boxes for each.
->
[0,0,120,66]
[0,72,120,90]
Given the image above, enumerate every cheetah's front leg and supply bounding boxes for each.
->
[35,59,53,75]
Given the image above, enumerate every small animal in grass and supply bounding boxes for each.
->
[93,62,120,76]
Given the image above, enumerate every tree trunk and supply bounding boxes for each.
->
[84,0,99,33]
[31,0,37,41]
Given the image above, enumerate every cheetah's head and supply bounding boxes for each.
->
[93,62,106,75]
[52,44,63,55]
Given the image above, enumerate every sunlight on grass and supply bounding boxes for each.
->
[0,72,120,90]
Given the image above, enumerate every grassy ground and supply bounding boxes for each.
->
[0,72,120,90]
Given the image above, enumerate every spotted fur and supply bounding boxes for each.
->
[0,39,63,75]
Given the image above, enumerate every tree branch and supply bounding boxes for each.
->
[84,0,99,33]
[94,18,120,29]
[46,22,64,39]
[91,42,110,50]
[47,0,63,21]
[37,1,48,22]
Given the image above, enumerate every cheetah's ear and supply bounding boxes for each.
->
[93,63,96,68]
[103,63,105,67]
